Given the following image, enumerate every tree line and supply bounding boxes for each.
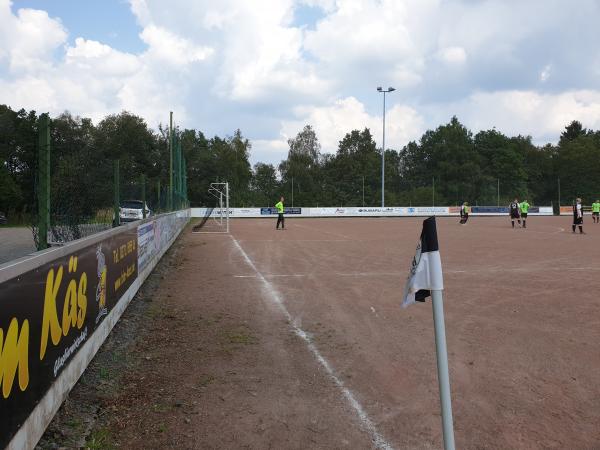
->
[2,103,600,222]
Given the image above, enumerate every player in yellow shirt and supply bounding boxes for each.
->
[592,200,600,224]
[275,196,285,230]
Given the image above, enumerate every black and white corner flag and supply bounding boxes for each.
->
[402,216,444,308]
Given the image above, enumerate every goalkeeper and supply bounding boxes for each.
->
[275,196,285,230]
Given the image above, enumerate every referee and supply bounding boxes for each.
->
[572,198,585,234]
[509,198,521,228]
[275,196,285,230]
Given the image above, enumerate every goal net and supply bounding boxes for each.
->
[192,182,229,233]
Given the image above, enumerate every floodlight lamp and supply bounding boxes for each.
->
[388,87,396,92]
[377,86,383,91]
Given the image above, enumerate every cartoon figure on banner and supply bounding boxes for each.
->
[95,244,108,324]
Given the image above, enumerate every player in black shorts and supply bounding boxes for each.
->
[509,198,521,228]
[572,198,585,234]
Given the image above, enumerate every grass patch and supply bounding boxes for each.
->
[198,374,215,387]
[224,330,257,345]
[99,367,111,380]
[86,428,114,450]
[153,403,170,413]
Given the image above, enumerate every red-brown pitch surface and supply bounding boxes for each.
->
[228,216,600,448]
[115,216,600,449]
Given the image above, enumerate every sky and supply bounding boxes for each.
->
[1,0,600,166]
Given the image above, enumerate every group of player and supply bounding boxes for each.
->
[458,199,529,227]
[508,199,530,228]
[459,198,600,233]
[274,195,600,233]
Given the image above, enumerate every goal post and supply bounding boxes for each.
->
[192,182,229,233]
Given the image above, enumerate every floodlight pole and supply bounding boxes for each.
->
[382,91,386,208]
[432,289,456,450]
[377,86,395,208]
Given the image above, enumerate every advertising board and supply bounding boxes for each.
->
[0,228,138,448]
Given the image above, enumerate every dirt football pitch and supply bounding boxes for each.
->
[56,215,600,449]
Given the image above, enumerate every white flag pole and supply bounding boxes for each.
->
[431,289,455,450]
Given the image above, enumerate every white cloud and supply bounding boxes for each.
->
[129,0,151,26]
[0,1,67,73]
[139,25,214,66]
[66,38,140,76]
[438,46,467,65]
[540,64,551,82]
[441,89,600,143]
[279,96,424,153]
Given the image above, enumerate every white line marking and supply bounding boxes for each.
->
[234,274,306,278]
[237,239,348,243]
[336,272,402,277]
[230,236,394,450]
[235,265,600,280]
[266,274,306,278]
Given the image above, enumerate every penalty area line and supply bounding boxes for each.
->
[229,235,394,450]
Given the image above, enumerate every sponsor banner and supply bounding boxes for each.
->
[137,220,161,273]
[471,206,509,214]
[445,206,554,216]
[309,207,348,216]
[355,207,400,215]
[0,229,138,448]
[405,207,449,215]
[260,207,302,215]
[560,206,572,215]
[235,208,261,217]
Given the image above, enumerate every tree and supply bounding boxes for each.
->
[287,124,320,166]
[322,128,380,206]
[474,129,528,204]
[401,116,479,205]
[279,125,322,206]
[556,134,600,203]
[251,163,278,206]
[0,106,38,213]
[560,120,587,145]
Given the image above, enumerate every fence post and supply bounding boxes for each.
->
[157,180,161,212]
[113,160,120,227]
[169,111,173,211]
[183,156,188,207]
[37,113,50,250]
[141,174,146,219]
[178,139,183,207]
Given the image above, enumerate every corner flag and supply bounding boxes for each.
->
[402,216,443,308]
[401,216,456,450]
